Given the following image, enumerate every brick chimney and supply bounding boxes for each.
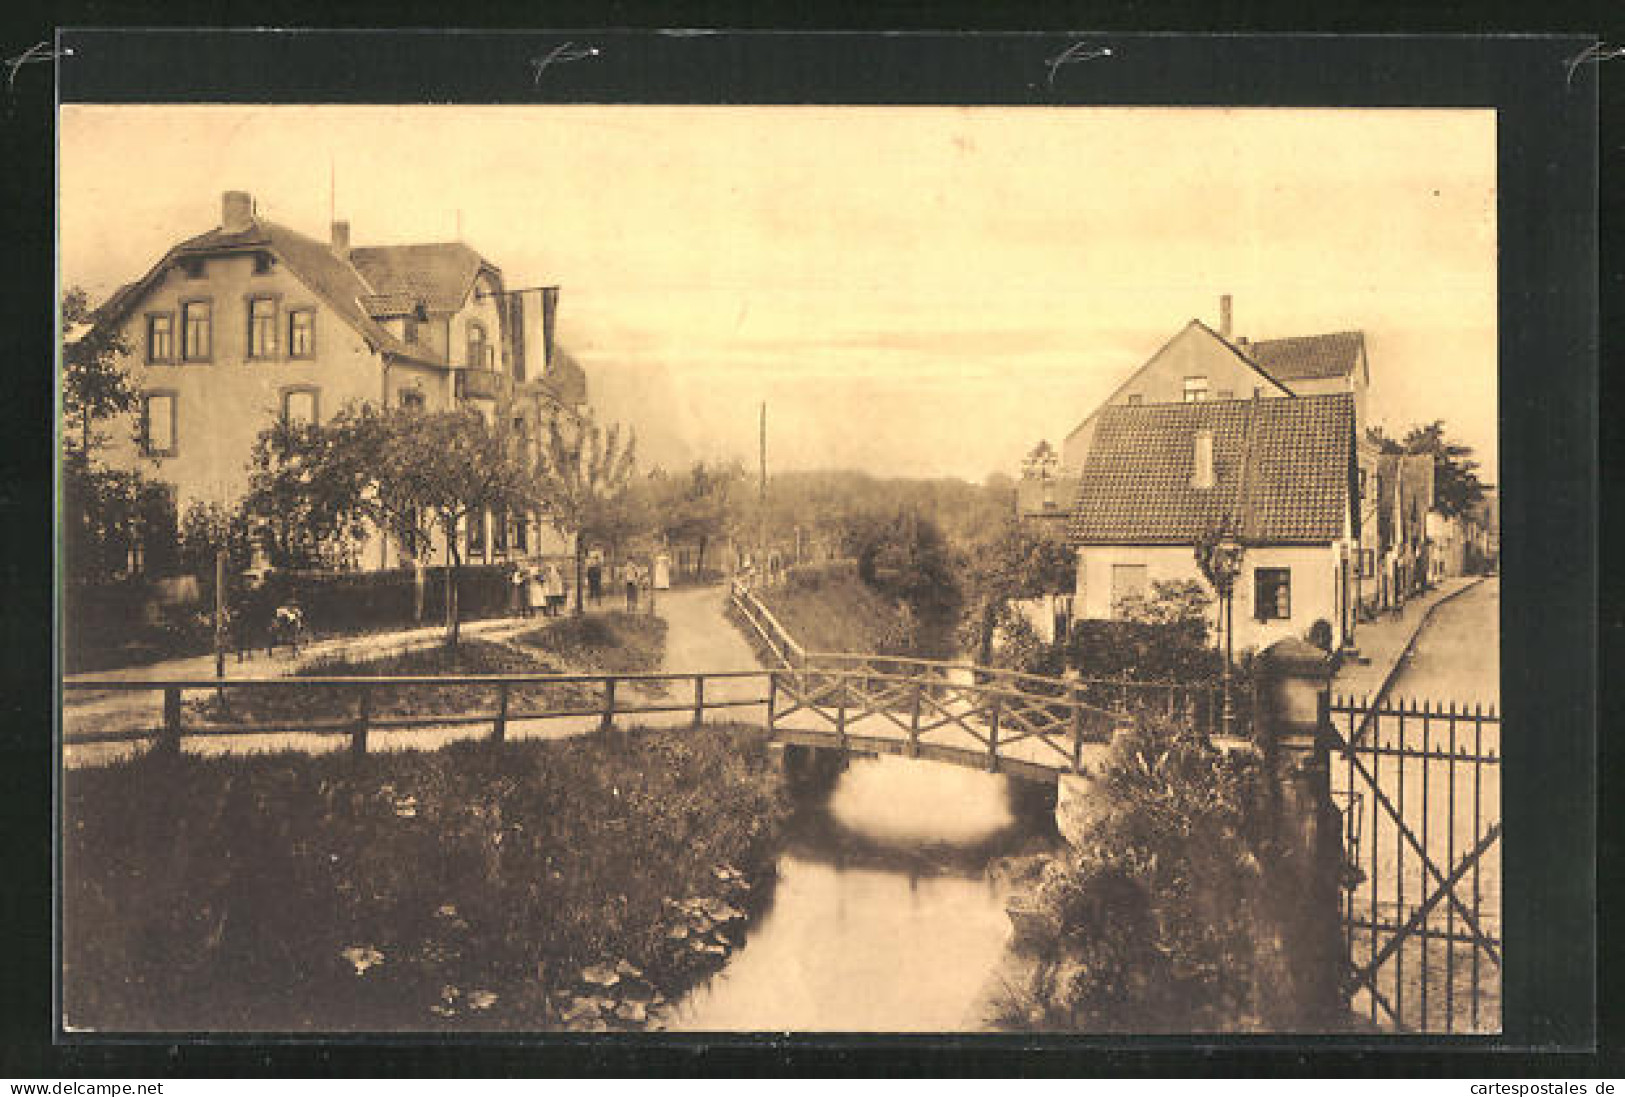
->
[1219,294,1234,340]
[222,191,255,233]
[1192,429,1216,490]
[331,220,351,260]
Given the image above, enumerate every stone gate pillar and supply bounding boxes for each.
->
[1255,636,1347,1030]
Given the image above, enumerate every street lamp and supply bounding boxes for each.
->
[1199,528,1247,738]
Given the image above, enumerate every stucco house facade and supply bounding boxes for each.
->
[85,190,589,572]
[1069,392,1360,653]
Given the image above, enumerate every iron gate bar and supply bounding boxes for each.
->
[1347,822,1503,997]
[1325,714,1503,967]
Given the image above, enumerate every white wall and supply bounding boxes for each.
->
[1075,542,1351,652]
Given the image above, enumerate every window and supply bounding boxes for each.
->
[1125,394,1143,405]
[1254,567,1292,621]
[1216,389,1235,400]
[146,313,174,363]
[253,252,274,275]
[493,508,510,554]
[181,257,205,279]
[467,321,488,371]
[282,387,319,426]
[1183,376,1209,403]
[181,300,212,361]
[403,316,418,344]
[399,389,426,411]
[142,392,177,457]
[514,512,529,554]
[467,510,487,559]
[288,308,315,358]
[248,297,277,358]
[1253,386,1264,398]
[1110,563,1147,617]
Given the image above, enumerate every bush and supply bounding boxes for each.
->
[1000,721,1288,1032]
[1306,619,1334,652]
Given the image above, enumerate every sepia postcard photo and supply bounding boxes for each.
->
[58,98,1505,1038]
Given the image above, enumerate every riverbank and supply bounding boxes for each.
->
[62,723,789,1032]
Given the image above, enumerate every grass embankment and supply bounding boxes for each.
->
[512,612,669,678]
[745,569,917,657]
[63,725,789,1032]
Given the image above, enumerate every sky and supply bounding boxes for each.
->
[59,105,1498,484]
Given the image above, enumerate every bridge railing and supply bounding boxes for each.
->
[62,669,773,757]
[728,583,807,669]
[768,662,1127,778]
[802,651,1223,735]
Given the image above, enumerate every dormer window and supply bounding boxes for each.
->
[181,257,206,280]
[253,253,275,275]
[1183,376,1209,403]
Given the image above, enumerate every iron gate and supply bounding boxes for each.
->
[1326,694,1501,1033]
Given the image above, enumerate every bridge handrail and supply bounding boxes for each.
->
[728,584,807,668]
[782,664,1121,721]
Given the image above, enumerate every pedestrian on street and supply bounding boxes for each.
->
[623,561,640,612]
[587,550,604,608]
[543,563,565,617]
[526,566,545,619]
[510,564,529,617]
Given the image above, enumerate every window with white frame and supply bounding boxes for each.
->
[282,387,318,426]
[182,300,212,361]
[288,308,315,358]
[248,297,277,358]
[1182,376,1209,403]
[142,392,177,457]
[146,313,174,363]
[1110,563,1147,617]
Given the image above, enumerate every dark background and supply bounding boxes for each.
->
[0,12,1610,1078]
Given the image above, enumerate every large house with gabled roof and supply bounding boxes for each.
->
[1069,391,1360,652]
[82,190,589,572]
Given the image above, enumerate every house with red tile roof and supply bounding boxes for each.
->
[1069,392,1360,652]
[80,190,589,572]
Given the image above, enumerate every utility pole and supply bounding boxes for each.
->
[213,547,228,697]
[758,401,767,579]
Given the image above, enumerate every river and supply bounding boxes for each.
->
[668,751,1054,1032]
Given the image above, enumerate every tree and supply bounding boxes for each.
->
[532,414,638,616]
[60,286,160,583]
[62,286,139,463]
[1400,420,1486,519]
[959,518,1077,664]
[248,403,532,645]
[650,460,743,575]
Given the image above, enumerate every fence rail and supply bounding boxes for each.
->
[63,670,772,756]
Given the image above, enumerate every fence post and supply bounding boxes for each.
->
[158,686,182,756]
[986,695,1002,773]
[908,680,923,758]
[693,674,706,728]
[492,680,509,743]
[767,671,778,731]
[600,677,617,734]
[1070,688,1086,772]
[1255,636,1344,1030]
[352,684,372,758]
[836,678,848,751]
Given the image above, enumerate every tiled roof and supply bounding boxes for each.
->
[348,242,488,314]
[1246,331,1365,382]
[1069,393,1354,545]
[359,292,421,318]
[105,219,449,369]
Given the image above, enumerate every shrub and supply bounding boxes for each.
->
[1306,619,1334,652]
[1002,721,1289,1032]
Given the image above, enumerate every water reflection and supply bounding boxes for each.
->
[670,753,1053,1032]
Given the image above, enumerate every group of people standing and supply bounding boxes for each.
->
[510,561,569,618]
[513,550,672,618]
